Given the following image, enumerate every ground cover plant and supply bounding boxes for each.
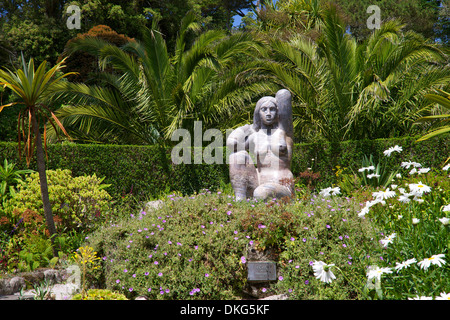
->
[81,144,448,300]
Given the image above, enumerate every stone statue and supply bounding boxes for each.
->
[227,89,294,201]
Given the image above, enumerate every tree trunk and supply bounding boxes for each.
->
[30,107,58,257]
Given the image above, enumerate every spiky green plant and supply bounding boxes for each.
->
[47,12,274,145]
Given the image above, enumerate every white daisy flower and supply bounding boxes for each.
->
[380,233,396,247]
[443,204,450,212]
[401,161,422,169]
[367,266,392,281]
[417,168,430,174]
[408,295,433,300]
[319,187,332,197]
[384,145,402,156]
[372,188,396,200]
[330,187,341,196]
[435,292,450,300]
[439,217,449,226]
[443,164,450,171]
[417,254,446,270]
[398,194,411,203]
[358,206,370,218]
[312,261,336,284]
[409,182,431,195]
[394,258,417,273]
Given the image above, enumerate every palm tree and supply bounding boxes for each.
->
[250,5,449,142]
[47,12,274,145]
[416,89,450,164]
[0,55,73,255]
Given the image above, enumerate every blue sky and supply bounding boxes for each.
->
[232,0,278,27]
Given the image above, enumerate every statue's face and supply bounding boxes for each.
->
[259,101,278,126]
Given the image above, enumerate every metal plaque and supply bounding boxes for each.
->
[247,261,277,282]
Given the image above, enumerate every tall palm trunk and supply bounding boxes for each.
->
[30,106,58,257]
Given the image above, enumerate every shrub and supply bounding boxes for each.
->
[58,25,135,83]
[2,169,112,234]
[86,191,251,300]
[72,289,128,300]
[84,189,383,300]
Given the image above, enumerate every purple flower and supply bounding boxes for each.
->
[154,261,159,265]
[326,225,331,229]
[129,288,133,292]
[205,273,209,277]
[123,269,128,273]
[158,272,163,277]
[278,276,283,281]
[116,279,120,283]
[241,256,246,264]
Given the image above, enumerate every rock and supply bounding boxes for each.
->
[145,200,164,211]
[259,294,289,300]
[0,277,26,295]
[44,269,62,284]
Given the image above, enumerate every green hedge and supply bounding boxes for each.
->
[0,135,448,201]
[292,135,449,186]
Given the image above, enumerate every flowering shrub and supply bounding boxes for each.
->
[86,191,251,299]
[85,189,382,300]
[72,289,127,300]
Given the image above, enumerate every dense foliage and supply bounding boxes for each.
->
[0,0,448,301]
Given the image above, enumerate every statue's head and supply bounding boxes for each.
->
[253,96,278,130]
